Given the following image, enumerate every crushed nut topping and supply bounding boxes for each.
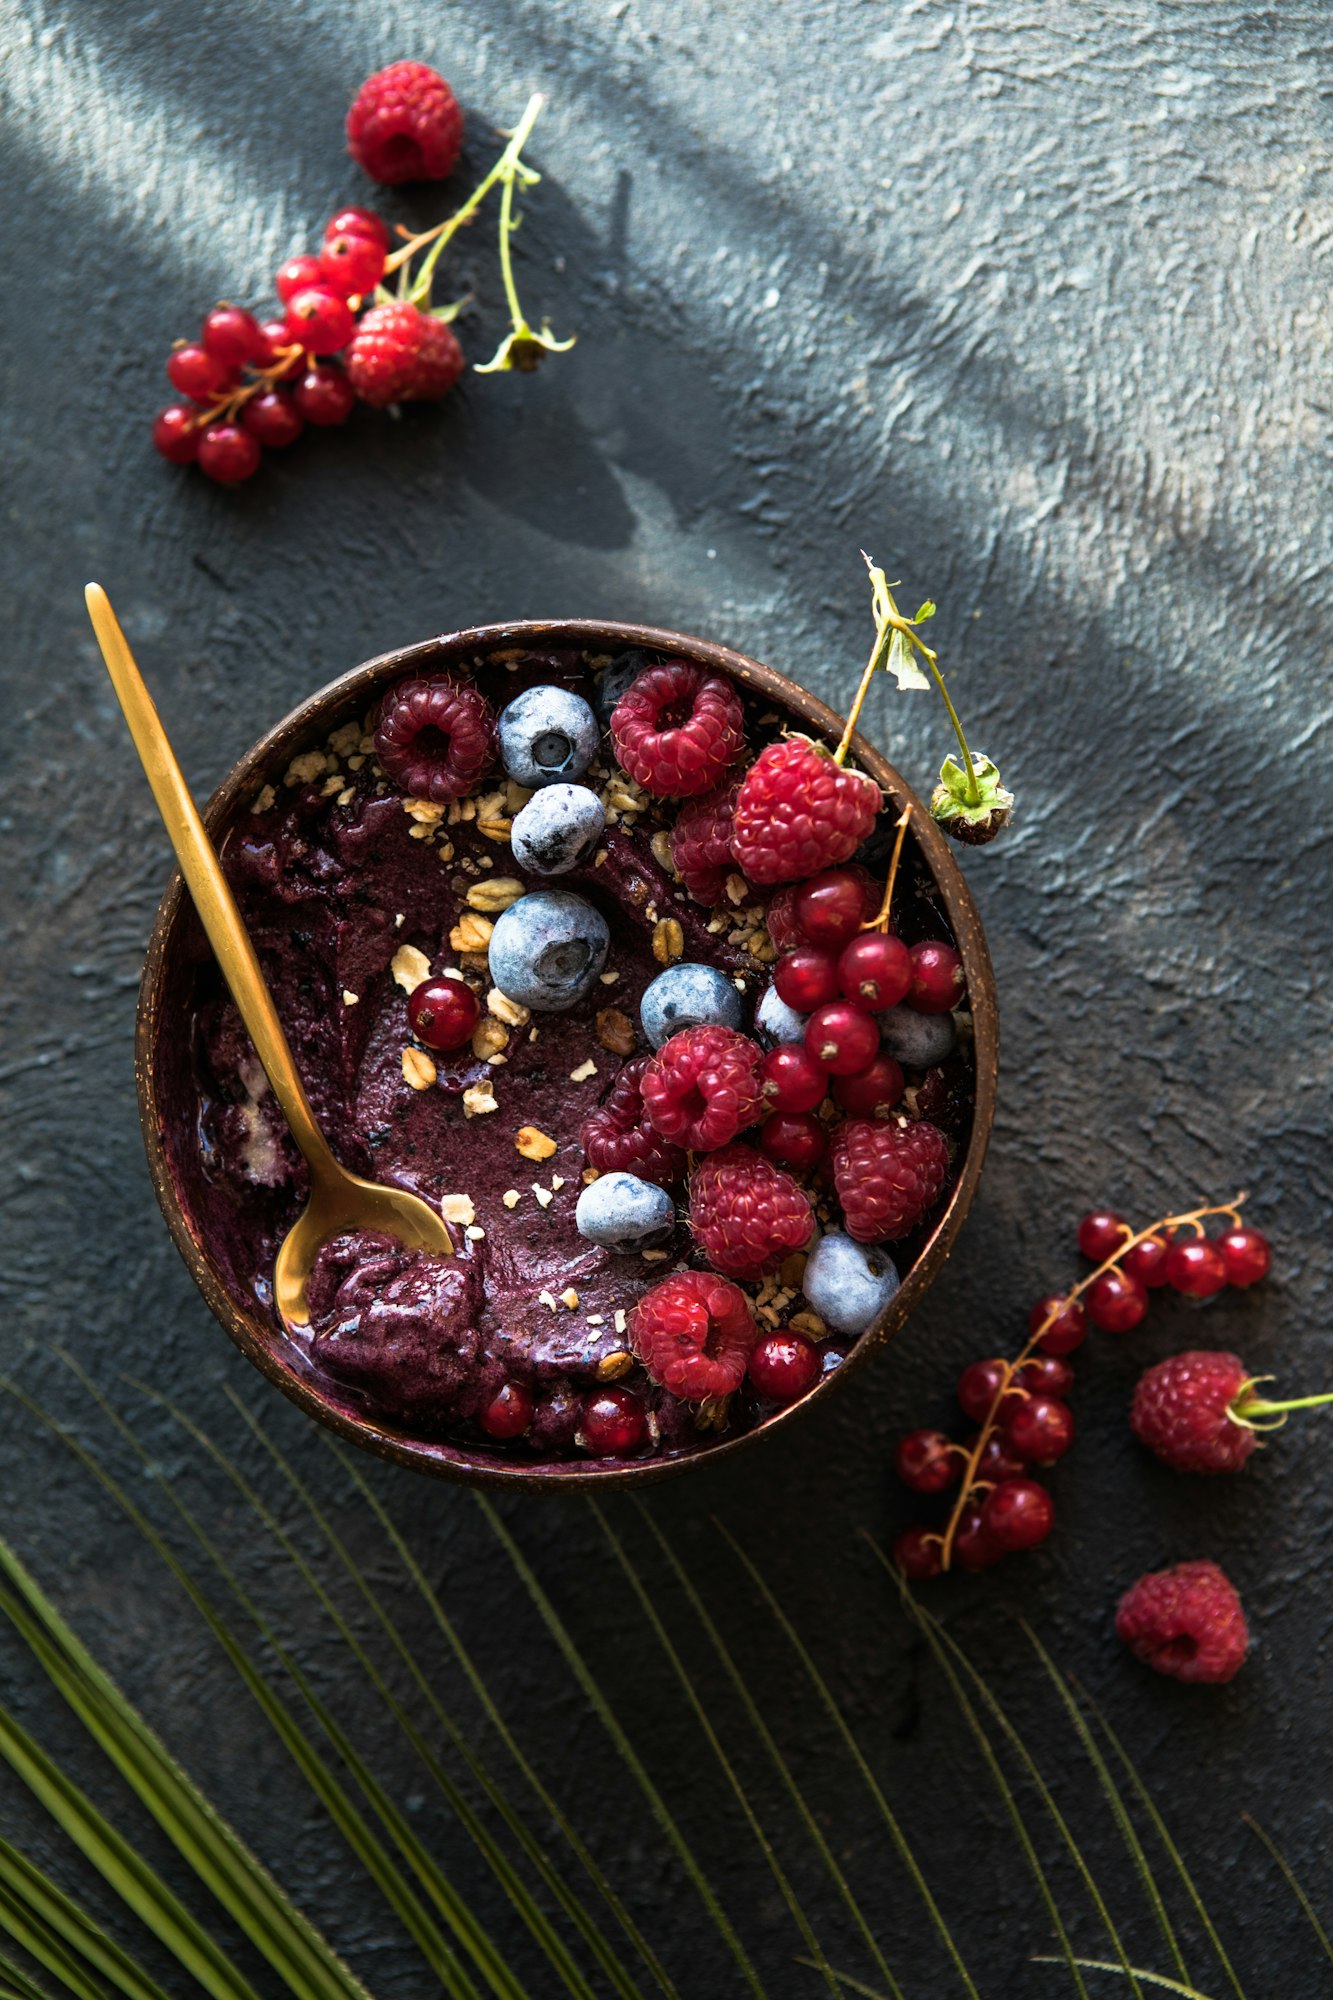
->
[465,1225,485,1241]
[516,1126,558,1162]
[462,1078,498,1118]
[341,989,359,1006]
[502,1189,521,1209]
[401,1047,437,1091]
[465,875,525,913]
[595,1007,636,1057]
[471,1017,510,1062]
[652,917,685,965]
[560,1287,579,1309]
[650,828,676,874]
[404,797,446,827]
[439,1194,476,1226]
[449,911,495,954]
[487,988,531,1027]
[250,784,276,814]
[390,944,432,994]
[533,1186,554,1208]
[284,750,328,787]
[569,1058,598,1083]
[598,969,620,984]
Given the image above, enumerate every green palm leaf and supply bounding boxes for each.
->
[1242,1817,1333,1965]
[0,1839,168,2000]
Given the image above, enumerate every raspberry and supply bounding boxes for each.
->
[1115,1561,1249,1684]
[611,662,745,798]
[347,303,465,407]
[1130,1350,1257,1474]
[374,676,496,802]
[580,1056,686,1187]
[670,778,741,902]
[629,1270,757,1400]
[641,1025,765,1152]
[831,1116,950,1243]
[689,1142,814,1280]
[346,61,464,185]
[731,738,881,886]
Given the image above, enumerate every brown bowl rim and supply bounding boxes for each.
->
[136,618,998,1489]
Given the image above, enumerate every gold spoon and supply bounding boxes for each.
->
[86,583,454,1330]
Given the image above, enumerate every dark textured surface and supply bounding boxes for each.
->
[3,2,1332,1995]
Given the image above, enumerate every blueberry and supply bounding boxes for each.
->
[487,890,610,1011]
[498,685,600,788]
[510,784,606,875]
[640,962,744,1048]
[878,1005,957,1070]
[575,1172,675,1254]
[592,649,649,724]
[802,1232,900,1336]
[755,983,808,1045]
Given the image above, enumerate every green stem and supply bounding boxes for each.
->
[495,172,523,331]
[910,635,980,804]
[836,571,981,804]
[389,91,545,303]
[1232,1386,1333,1427]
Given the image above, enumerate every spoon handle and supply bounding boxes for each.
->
[86,583,340,1180]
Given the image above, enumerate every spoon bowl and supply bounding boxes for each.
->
[85,583,455,1331]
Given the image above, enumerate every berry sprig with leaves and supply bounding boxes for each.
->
[153,70,574,484]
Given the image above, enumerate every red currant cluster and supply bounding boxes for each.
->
[893,1198,1271,1579]
[152,72,567,484]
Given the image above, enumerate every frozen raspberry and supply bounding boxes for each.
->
[374,676,496,802]
[611,661,745,799]
[689,1142,814,1280]
[347,302,465,407]
[629,1270,757,1399]
[1115,1561,1249,1684]
[346,60,464,185]
[580,1056,685,1187]
[641,1025,765,1152]
[831,1116,950,1243]
[732,738,881,886]
[1130,1351,1257,1474]
[670,778,741,902]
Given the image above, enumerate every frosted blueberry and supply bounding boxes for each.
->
[755,983,808,1045]
[803,1232,900,1336]
[877,1005,956,1070]
[592,649,649,724]
[488,891,609,1012]
[510,784,606,875]
[575,1172,675,1254]
[498,685,600,788]
[640,962,744,1048]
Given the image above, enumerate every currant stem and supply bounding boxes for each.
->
[494,170,524,332]
[832,613,895,766]
[384,91,546,294]
[863,806,912,931]
[937,1194,1246,1570]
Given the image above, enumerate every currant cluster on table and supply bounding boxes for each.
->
[893,1203,1273,1581]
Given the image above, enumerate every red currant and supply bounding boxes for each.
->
[1002,1395,1074,1464]
[775,947,841,1013]
[895,1429,962,1495]
[1014,1354,1074,1398]
[407,976,481,1051]
[757,1112,827,1172]
[764,884,807,952]
[285,287,357,355]
[242,388,304,448]
[276,253,324,302]
[478,1381,534,1439]
[152,405,200,464]
[1077,1209,1130,1260]
[983,1478,1055,1553]
[1028,1294,1088,1356]
[1122,1229,1174,1289]
[748,1331,821,1402]
[969,1429,1029,1481]
[257,318,304,378]
[319,230,387,298]
[832,1052,905,1118]
[1163,1236,1228,1298]
[957,1358,1012,1424]
[294,364,356,425]
[893,1526,944,1581]
[201,304,266,367]
[837,931,913,1011]
[907,940,964,1014]
[324,206,391,250]
[197,422,261,483]
[1218,1226,1271,1288]
[795,866,878,946]
[166,343,236,402]
[953,1500,1004,1571]
[1085,1268,1149,1333]
[578,1387,647,1457]
[759,1043,827,1114]
[804,1002,879,1076]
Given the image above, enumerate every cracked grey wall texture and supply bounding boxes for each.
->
[2,1,1332,1995]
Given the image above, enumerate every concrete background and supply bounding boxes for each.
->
[3,0,1332,1993]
